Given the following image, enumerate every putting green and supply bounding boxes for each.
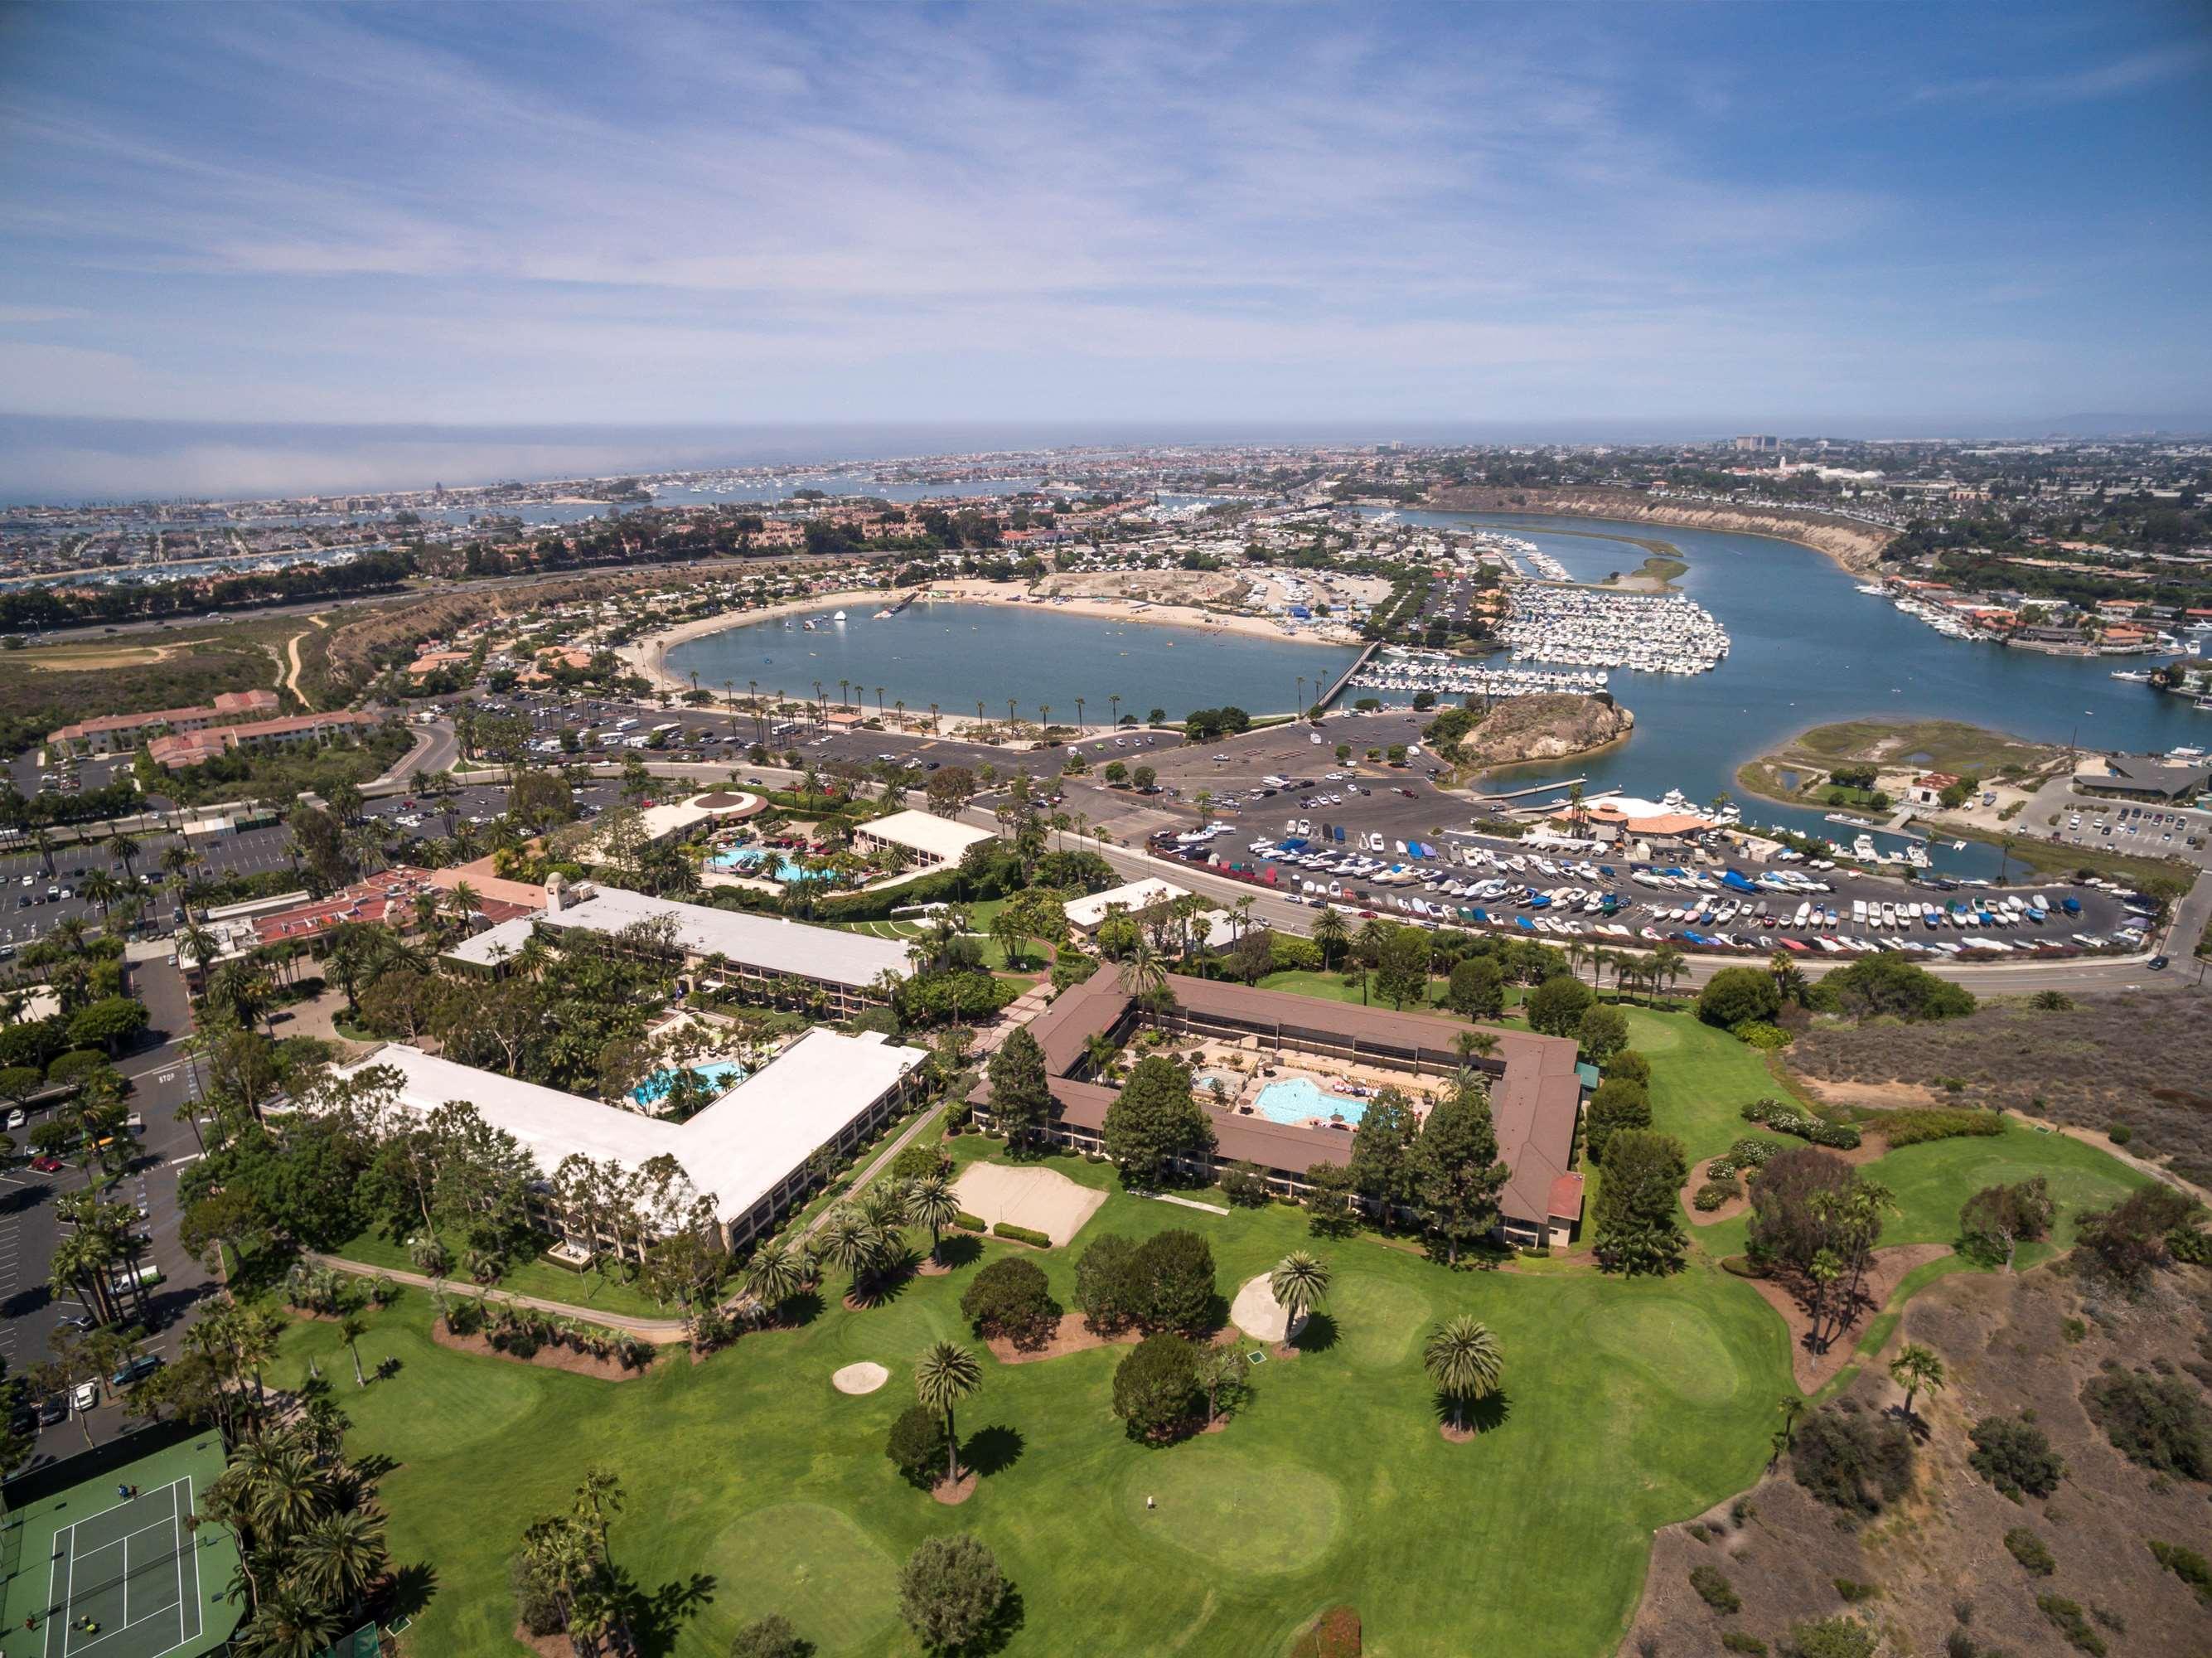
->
[1125,1443,1344,1575]
[368,1322,547,1451]
[1581,1298,1745,1407]
[1619,1014,1684,1053]
[708,1502,900,1651]
[1327,1273,1435,1371]
[826,1294,961,1361]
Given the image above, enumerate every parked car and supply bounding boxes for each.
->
[109,1354,163,1390]
[70,1381,99,1413]
[30,1155,65,1174]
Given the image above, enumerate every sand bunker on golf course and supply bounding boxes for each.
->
[832,1362,889,1395]
[1230,1273,1290,1343]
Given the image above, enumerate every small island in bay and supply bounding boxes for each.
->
[1424,691,1634,774]
[1735,718,2067,812]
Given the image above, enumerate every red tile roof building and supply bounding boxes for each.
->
[146,710,381,771]
[50,688,281,753]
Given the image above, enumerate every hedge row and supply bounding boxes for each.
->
[953,1212,986,1233]
[1877,1108,2005,1147]
[1741,1097,1861,1150]
[992,1221,1052,1248]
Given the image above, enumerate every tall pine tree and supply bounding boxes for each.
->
[986,1025,1053,1151]
[1591,1129,1687,1276]
[1413,1079,1510,1263]
[1103,1056,1217,1188]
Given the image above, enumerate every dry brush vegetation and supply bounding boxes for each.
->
[1786,993,2212,1188]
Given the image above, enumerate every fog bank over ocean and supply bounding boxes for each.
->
[7,413,2203,507]
[0,417,1690,503]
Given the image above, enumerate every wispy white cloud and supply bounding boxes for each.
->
[1910,41,2209,105]
[0,0,2204,434]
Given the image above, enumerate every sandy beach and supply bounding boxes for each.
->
[617,578,1359,734]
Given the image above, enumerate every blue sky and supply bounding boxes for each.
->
[2,0,2207,444]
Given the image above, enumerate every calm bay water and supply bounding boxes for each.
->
[665,600,1363,725]
[1379,510,2207,873]
[667,511,2205,878]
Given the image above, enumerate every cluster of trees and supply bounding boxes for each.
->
[1180,705,1252,742]
[332,912,688,1100]
[0,546,414,632]
[1745,1149,1894,1350]
[201,1407,394,1658]
[509,1467,632,1654]
[1334,1077,1512,1264]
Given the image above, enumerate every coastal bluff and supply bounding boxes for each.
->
[1435,691,1634,768]
[1422,485,1897,574]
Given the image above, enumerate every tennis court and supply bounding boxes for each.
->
[38,1478,200,1658]
[0,1436,238,1658]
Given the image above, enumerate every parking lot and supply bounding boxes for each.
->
[2,959,218,1478]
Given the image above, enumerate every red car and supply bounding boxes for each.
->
[30,1155,65,1174]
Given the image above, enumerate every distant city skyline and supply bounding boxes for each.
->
[2,0,2208,497]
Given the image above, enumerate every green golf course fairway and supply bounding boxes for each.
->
[273,1176,1792,1658]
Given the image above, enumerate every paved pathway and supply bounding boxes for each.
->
[303,1252,690,1339]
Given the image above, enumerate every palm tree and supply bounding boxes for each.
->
[907,1175,960,1264]
[1314,906,1348,969]
[293,1508,389,1614]
[1269,1250,1330,1341]
[250,1446,333,1544]
[1122,938,1168,1009]
[1888,1343,1946,1421]
[247,1585,346,1658]
[741,1241,807,1322]
[336,1312,369,1388]
[816,1205,882,1302]
[912,1340,982,1487]
[1423,1315,1503,1434]
[109,831,142,881]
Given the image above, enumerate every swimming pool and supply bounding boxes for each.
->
[632,1060,748,1108]
[707,847,832,884]
[1252,1077,1368,1125]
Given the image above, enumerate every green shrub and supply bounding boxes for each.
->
[1968,1414,2064,1498]
[1690,1563,1741,1613]
[991,1220,1051,1248]
[2080,1365,2210,1478]
[2148,1539,2212,1604]
[1722,1635,1768,1656]
[886,1404,951,1487]
[1879,1108,2005,1147]
[1791,1405,1914,1516]
[1707,1137,1783,1180]
[2003,1527,2055,1576]
[1732,1020,1791,1050]
[1833,1579,1879,1603]
[2035,1595,2105,1657]
[953,1211,986,1233]
[2107,1122,2132,1146]
[1740,1097,1859,1149]
[1694,1181,1738,1213]
[1785,1616,1877,1658]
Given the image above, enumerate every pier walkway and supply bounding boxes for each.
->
[1314,642,1378,711]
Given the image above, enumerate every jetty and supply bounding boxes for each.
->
[1471,775,1587,802]
[1314,642,1378,711]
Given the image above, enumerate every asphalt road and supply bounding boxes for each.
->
[2,957,219,1479]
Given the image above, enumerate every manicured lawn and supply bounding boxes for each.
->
[1256,968,1445,1010]
[327,1227,690,1321]
[1623,1007,1793,1166]
[1692,1118,2149,1261]
[278,1163,1795,1658]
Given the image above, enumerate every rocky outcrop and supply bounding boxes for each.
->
[1454,693,1633,767]
[1425,486,1897,574]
